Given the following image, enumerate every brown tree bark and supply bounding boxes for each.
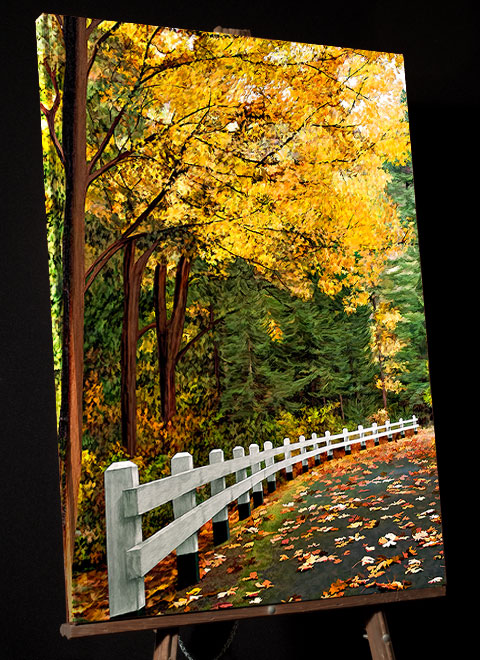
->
[154,257,192,425]
[58,15,88,620]
[121,238,159,456]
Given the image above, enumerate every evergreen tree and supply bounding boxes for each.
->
[379,158,431,418]
[335,297,378,420]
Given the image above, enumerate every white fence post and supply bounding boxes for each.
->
[399,417,405,438]
[312,432,321,466]
[264,440,276,492]
[209,448,229,545]
[386,419,393,442]
[104,461,145,618]
[171,452,199,589]
[358,424,366,450]
[300,434,309,472]
[372,422,379,447]
[233,446,251,520]
[326,430,333,460]
[250,443,264,508]
[284,438,293,480]
[343,427,350,455]
[412,414,418,434]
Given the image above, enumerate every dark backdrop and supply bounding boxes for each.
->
[2,1,474,658]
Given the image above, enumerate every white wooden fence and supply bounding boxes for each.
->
[104,415,418,617]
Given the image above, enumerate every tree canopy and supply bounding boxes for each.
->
[39,17,411,300]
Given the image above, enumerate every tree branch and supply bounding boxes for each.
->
[86,21,121,76]
[87,148,133,187]
[87,105,127,176]
[121,175,179,240]
[137,321,156,340]
[211,238,290,290]
[175,307,241,364]
[40,58,64,165]
[84,166,185,291]
[175,316,223,364]
[84,233,145,293]
[86,18,104,40]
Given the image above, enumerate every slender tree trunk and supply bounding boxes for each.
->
[121,241,141,456]
[58,15,88,620]
[121,239,159,455]
[154,256,192,425]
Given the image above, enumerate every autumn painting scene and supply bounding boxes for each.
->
[36,15,445,624]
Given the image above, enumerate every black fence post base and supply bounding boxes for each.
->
[176,552,199,590]
[286,471,293,480]
[267,481,276,493]
[213,519,230,545]
[238,502,251,520]
[252,490,264,508]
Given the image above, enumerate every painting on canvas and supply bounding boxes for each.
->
[36,14,445,625]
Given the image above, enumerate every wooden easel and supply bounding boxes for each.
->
[152,609,395,660]
[153,628,178,660]
[364,611,396,660]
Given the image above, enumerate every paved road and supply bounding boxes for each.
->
[158,431,445,614]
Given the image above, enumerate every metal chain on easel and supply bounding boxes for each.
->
[178,621,239,660]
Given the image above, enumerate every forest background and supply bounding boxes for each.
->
[3,1,474,659]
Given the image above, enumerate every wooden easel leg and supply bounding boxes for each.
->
[365,610,396,660]
[153,629,178,660]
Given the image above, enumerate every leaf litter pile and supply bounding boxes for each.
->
[72,430,445,622]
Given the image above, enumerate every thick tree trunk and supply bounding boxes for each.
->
[58,15,88,620]
[154,257,192,425]
[121,239,159,455]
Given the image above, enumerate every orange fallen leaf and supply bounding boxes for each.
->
[242,571,258,581]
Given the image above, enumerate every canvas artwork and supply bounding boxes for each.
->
[36,14,446,626]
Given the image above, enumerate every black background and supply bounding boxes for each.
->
[2,1,474,658]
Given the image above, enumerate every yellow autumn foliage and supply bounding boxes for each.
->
[43,18,412,308]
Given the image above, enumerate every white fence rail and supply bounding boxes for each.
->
[105,416,418,617]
